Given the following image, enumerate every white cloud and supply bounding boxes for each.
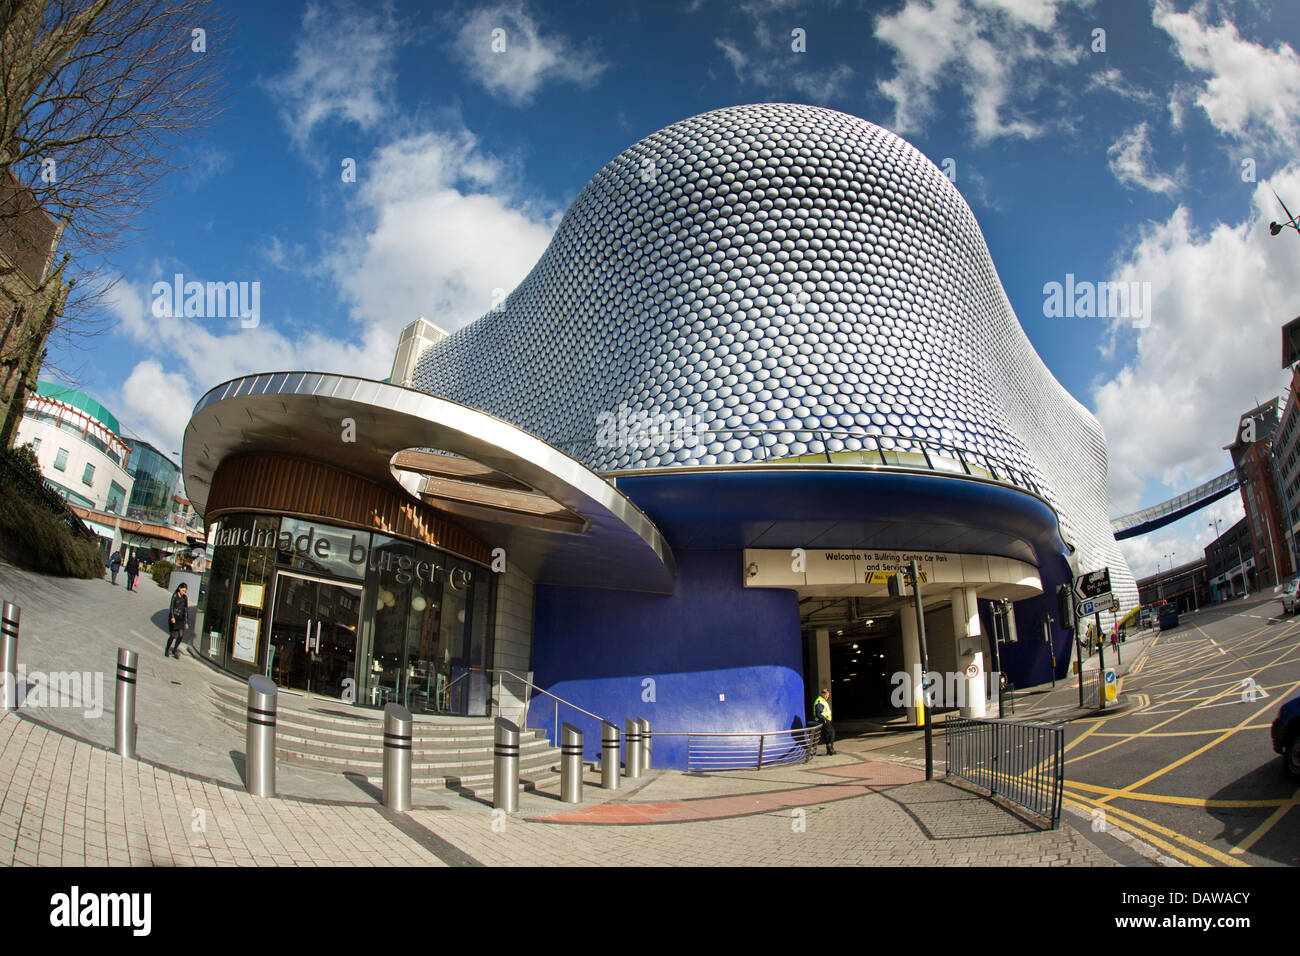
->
[324,128,559,333]
[1086,67,1159,105]
[452,2,606,106]
[118,360,197,457]
[1092,165,1300,517]
[1107,122,1181,195]
[715,38,748,79]
[873,0,1082,141]
[264,0,403,150]
[1153,0,1300,154]
[1116,494,1245,581]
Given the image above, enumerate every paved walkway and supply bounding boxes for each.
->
[0,560,1134,866]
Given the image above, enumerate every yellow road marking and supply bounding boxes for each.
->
[1065,790,1249,867]
[1063,794,1214,867]
[1065,779,1287,808]
[1091,724,1272,738]
[1230,786,1300,855]
[1094,675,1300,804]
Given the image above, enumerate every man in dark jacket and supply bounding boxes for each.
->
[109,551,122,585]
[125,555,140,591]
[165,583,188,658]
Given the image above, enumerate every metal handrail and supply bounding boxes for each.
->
[493,668,609,743]
[554,427,1046,499]
[652,726,822,771]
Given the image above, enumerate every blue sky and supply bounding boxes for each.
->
[43,0,1300,578]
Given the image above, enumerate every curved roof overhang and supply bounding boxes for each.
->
[609,467,1069,569]
[183,372,676,593]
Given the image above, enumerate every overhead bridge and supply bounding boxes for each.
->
[1110,470,1239,540]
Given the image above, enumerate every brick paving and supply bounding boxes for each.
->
[0,713,442,867]
[0,560,1131,867]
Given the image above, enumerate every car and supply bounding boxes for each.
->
[1271,693,1300,780]
[1281,580,1300,614]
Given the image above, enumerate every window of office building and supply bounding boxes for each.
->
[106,481,127,514]
[54,448,68,471]
[82,462,95,486]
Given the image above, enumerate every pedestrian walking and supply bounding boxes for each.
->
[125,554,140,591]
[165,583,188,658]
[814,686,836,756]
[109,550,122,585]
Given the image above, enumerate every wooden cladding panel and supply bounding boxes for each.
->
[207,453,491,566]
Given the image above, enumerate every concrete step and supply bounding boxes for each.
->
[209,686,506,739]
[281,747,561,782]
[208,687,564,790]
[214,712,556,764]
[209,696,528,749]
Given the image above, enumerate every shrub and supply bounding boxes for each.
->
[151,559,174,589]
[0,490,104,577]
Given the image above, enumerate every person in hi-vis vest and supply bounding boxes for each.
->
[813,688,835,756]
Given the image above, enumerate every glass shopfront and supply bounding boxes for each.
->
[198,514,494,715]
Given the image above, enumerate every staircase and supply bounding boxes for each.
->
[209,685,562,793]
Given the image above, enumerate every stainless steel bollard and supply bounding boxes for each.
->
[382,703,413,812]
[638,717,651,771]
[601,721,620,790]
[114,648,138,759]
[1,603,18,711]
[245,675,278,798]
[560,723,583,804]
[625,717,642,779]
[493,718,520,812]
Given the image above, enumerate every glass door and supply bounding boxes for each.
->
[267,571,362,699]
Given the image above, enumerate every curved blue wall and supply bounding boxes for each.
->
[995,550,1076,688]
[530,550,805,769]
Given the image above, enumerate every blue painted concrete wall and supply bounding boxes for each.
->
[996,550,1076,689]
[530,550,805,769]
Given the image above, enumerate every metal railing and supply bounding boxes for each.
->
[647,726,822,772]
[494,668,608,743]
[945,717,1064,828]
[0,448,97,543]
[556,427,1048,500]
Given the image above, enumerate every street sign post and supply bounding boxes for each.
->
[1072,567,1113,612]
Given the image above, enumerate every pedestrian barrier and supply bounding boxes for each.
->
[382,703,412,812]
[245,675,278,798]
[600,721,620,790]
[560,723,583,803]
[624,718,642,779]
[1,602,18,711]
[650,726,822,772]
[493,718,520,812]
[638,716,652,771]
[945,717,1063,828]
[114,648,138,759]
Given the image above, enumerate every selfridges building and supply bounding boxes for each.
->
[187,104,1137,767]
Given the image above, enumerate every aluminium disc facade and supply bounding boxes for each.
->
[412,103,1137,609]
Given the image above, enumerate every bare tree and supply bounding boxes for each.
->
[0,0,227,447]
[1,0,227,254]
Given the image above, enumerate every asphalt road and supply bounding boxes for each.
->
[1061,592,1300,867]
